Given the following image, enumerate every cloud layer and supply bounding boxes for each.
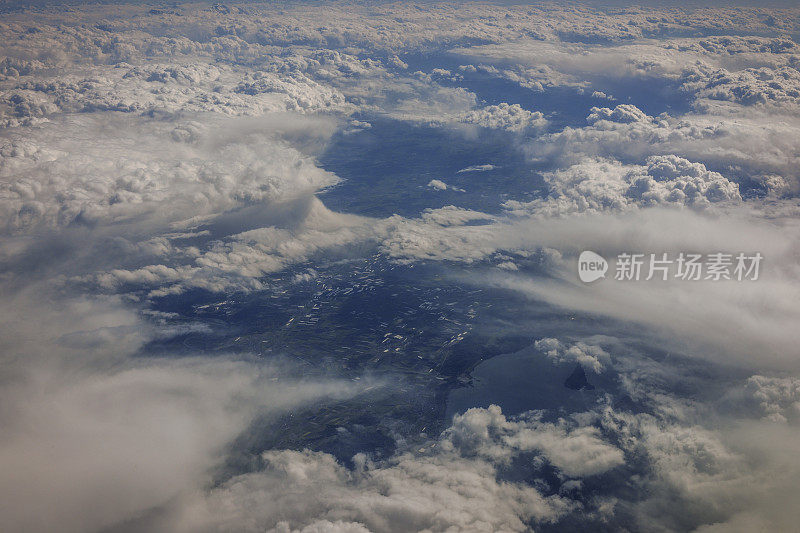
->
[2,1,800,532]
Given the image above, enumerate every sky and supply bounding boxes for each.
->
[1,1,800,532]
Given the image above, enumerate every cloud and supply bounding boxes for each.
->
[134,404,630,532]
[743,375,800,423]
[481,209,800,371]
[504,154,741,217]
[534,337,611,373]
[117,382,800,533]
[0,113,339,236]
[591,90,614,101]
[522,102,800,194]
[427,179,448,191]
[683,64,800,109]
[426,179,464,192]
[457,164,496,173]
[381,203,800,372]
[2,3,800,533]
[74,197,380,297]
[0,356,363,533]
[458,103,548,134]
[0,285,369,533]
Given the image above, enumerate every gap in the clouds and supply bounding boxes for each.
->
[401,51,597,130]
[221,388,404,476]
[446,309,750,424]
[585,74,695,117]
[317,115,545,218]
[445,342,618,421]
[140,257,584,473]
[400,50,695,127]
[132,211,748,480]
